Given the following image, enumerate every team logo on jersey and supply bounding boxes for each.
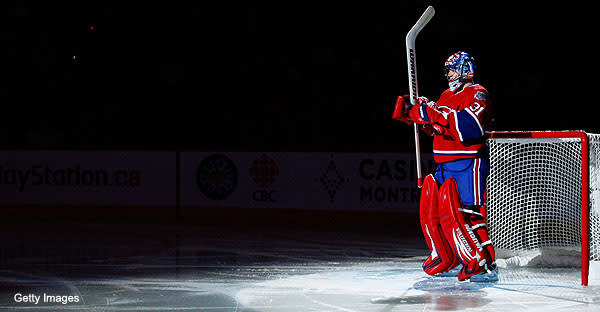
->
[437,105,455,115]
[474,91,486,101]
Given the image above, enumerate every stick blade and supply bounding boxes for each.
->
[406,6,435,42]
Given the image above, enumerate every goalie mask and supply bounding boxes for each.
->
[444,51,475,91]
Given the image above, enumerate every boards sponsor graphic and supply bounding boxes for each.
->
[180,152,433,212]
[315,155,349,203]
[249,154,279,202]
[0,151,175,206]
[196,154,238,200]
[0,150,431,212]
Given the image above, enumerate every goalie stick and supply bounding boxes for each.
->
[406,6,435,188]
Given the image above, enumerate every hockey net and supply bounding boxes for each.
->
[486,131,600,286]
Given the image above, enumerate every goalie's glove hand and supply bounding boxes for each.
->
[392,95,429,126]
[392,95,413,125]
[408,100,449,126]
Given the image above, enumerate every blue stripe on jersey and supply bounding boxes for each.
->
[419,104,430,122]
[456,110,484,142]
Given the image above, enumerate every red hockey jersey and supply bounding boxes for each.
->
[430,84,491,163]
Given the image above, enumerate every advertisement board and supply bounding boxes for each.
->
[0,151,176,206]
[0,150,433,213]
[180,152,434,212]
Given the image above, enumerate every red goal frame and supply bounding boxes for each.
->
[488,130,590,286]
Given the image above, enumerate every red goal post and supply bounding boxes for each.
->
[487,130,600,286]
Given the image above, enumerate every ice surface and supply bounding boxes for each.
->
[1,224,600,311]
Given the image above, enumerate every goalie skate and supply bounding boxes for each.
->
[469,262,499,282]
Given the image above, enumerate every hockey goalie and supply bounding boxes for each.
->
[393,51,498,282]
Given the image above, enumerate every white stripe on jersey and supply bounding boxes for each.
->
[433,149,479,155]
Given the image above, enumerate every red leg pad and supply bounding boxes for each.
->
[465,206,496,264]
[438,177,489,281]
[419,175,459,276]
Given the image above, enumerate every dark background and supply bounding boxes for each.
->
[0,1,595,152]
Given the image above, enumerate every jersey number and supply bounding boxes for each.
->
[469,102,484,116]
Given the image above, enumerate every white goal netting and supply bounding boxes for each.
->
[487,132,600,282]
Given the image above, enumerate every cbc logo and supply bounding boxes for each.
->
[253,190,277,202]
[249,154,279,202]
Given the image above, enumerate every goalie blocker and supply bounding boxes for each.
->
[420,175,496,281]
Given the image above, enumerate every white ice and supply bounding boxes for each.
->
[2,227,600,311]
[234,259,600,312]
